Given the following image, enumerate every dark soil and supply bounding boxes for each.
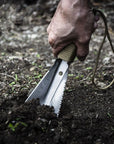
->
[0,1,114,144]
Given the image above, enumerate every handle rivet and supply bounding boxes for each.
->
[59,71,63,76]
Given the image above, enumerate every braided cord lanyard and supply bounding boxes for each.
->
[92,9,114,90]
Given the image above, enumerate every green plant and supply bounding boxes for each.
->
[107,112,112,118]
[1,52,5,56]
[8,121,28,132]
[9,81,16,86]
[68,74,74,77]
[9,74,19,92]
[38,65,42,68]
[75,74,84,79]
[36,53,40,58]
[8,123,16,131]
[34,74,42,79]
[15,74,19,82]
[86,67,92,70]
[9,74,19,86]
[32,62,37,66]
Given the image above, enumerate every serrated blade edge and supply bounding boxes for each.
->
[51,70,68,115]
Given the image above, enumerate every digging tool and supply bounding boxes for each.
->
[25,44,76,115]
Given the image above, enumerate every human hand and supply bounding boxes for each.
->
[47,0,99,61]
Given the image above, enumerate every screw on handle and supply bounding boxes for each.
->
[58,44,76,63]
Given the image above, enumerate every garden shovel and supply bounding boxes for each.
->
[25,44,76,115]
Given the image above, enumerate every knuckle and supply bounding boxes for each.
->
[78,35,90,44]
[48,33,56,46]
[48,39,53,45]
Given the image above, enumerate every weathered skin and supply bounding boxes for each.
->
[47,0,99,61]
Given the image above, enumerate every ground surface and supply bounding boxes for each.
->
[0,1,114,144]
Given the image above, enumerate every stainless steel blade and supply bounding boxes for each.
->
[25,59,68,115]
[42,60,68,110]
[50,70,68,114]
[25,59,61,103]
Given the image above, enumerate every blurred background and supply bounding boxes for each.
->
[0,0,114,97]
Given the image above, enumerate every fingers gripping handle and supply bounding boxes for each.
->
[58,44,76,63]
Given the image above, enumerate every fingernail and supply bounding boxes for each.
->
[77,56,86,61]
